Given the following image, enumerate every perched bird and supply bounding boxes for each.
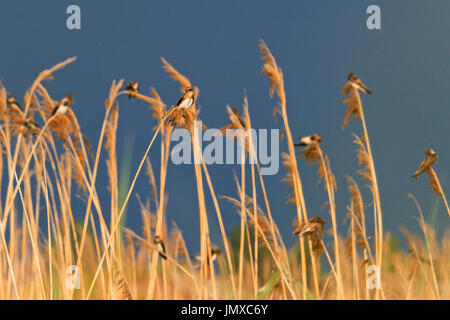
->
[295,134,322,158]
[294,134,322,147]
[191,248,221,265]
[153,235,167,260]
[347,73,372,95]
[126,81,139,99]
[7,95,23,113]
[176,86,195,108]
[51,93,73,116]
[293,216,325,256]
[23,119,40,136]
[412,148,438,179]
[293,216,325,237]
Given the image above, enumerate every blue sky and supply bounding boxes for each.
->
[0,1,449,251]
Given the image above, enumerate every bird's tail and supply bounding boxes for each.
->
[158,252,167,260]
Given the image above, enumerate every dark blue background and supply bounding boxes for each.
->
[0,1,448,251]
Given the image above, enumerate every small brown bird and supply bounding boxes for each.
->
[293,216,325,255]
[126,81,139,99]
[176,86,195,108]
[294,134,322,147]
[191,248,221,265]
[347,73,372,95]
[412,148,438,179]
[7,95,23,113]
[153,235,167,260]
[294,134,322,159]
[293,216,325,236]
[24,119,40,136]
[51,93,73,116]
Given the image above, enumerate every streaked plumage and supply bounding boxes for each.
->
[176,87,195,108]
[51,93,73,116]
[126,81,139,99]
[347,73,372,95]
[293,216,325,255]
[293,216,325,237]
[412,148,438,179]
[153,235,167,260]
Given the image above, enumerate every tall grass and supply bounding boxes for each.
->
[0,43,448,300]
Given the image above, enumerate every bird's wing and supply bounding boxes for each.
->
[355,79,371,94]
[412,159,427,177]
[176,94,185,107]
[51,105,58,116]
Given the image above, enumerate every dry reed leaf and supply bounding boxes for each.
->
[281,152,296,204]
[170,221,189,259]
[48,109,78,141]
[219,104,252,155]
[222,192,273,245]
[352,134,374,191]
[341,91,361,130]
[220,105,246,133]
[105,104,119,155]
[258,40,284,123]
[165,106,198,129]
[0,83,7,120]
[324,155,337,191]
[161,57,192,90]
[250,214,273,244]
[145,158,159,207]
[344,237,352,258]
[345,176,372,255]
[149,87,167,121]
[346,176,364,221]
[426,168,441,196]
[71,151,87,192]
[298,144,321,163]
[126,232,136,261]
[82,135,94,160]
[104,79,124,109]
